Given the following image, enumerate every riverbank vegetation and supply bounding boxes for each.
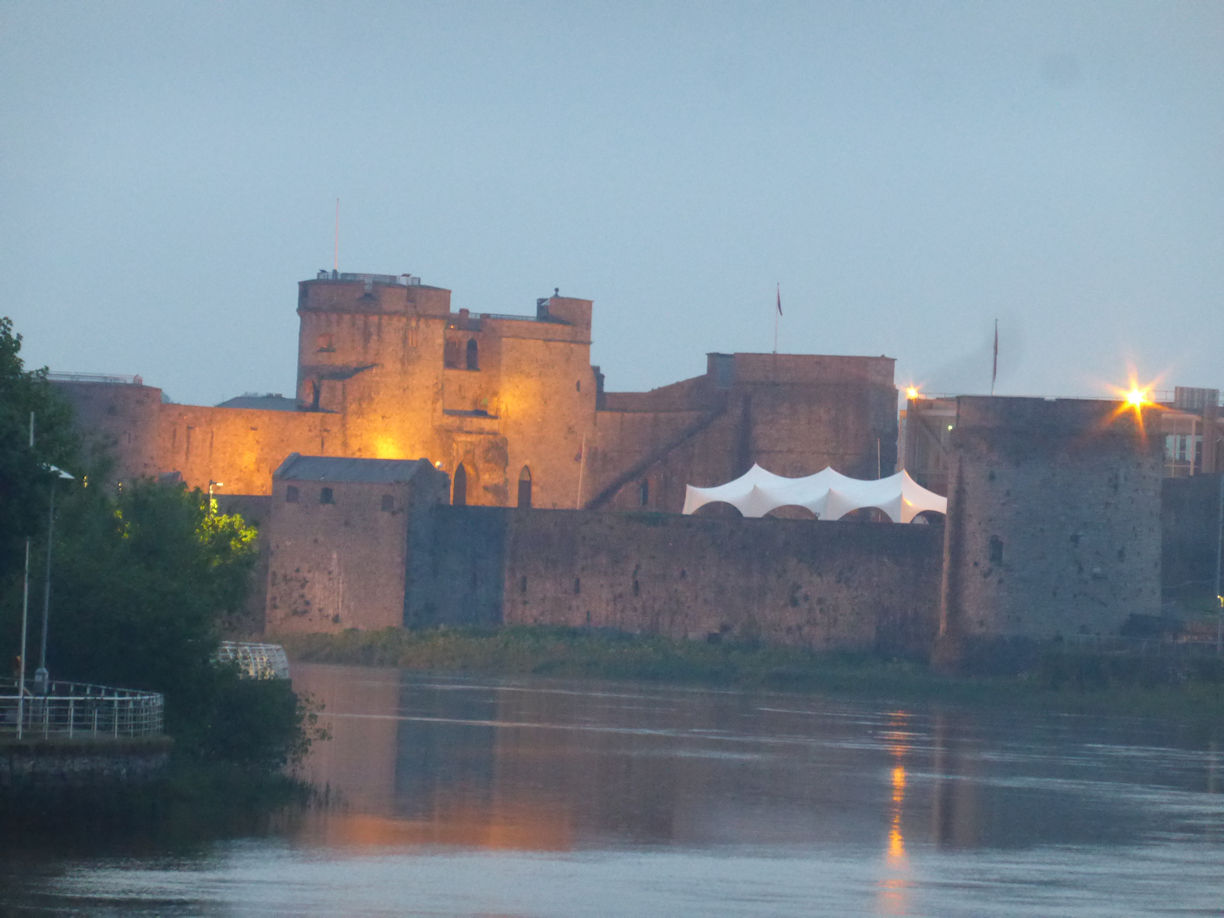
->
[278,625,1224,721]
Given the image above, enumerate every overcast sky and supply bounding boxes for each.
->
[2,1,1220,407]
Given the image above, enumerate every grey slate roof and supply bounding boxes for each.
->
[217,394,299,411]
[273,453,434,484]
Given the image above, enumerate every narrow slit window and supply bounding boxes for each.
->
[517,466,532,508]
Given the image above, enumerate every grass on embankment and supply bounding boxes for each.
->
[275,626,1224,720]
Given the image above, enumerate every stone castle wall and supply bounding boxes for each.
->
[55,380,164,481]
[1161,474,1223,602]
[158,403,328,495]
[589,353,898,512]
[939,397,1163,643]
[497,510,941,655]
[400,506,942,657]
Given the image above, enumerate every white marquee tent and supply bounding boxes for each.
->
[681,464,947,523]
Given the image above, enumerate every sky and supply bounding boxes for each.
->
[2,1,1221,407]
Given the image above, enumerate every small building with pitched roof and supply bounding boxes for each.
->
[265,454,449,632]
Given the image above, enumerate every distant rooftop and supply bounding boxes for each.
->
[217,393,298,411]
[273,454,436,484]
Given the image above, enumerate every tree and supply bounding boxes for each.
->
[0,316,77,593]
[48,479,257,694]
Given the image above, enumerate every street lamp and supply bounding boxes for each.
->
[208,480,224,514]
[16,408,72,737]
[34,464,75,695]
[1215,470,1223,655]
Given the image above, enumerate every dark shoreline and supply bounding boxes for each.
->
[276,625,1224,722]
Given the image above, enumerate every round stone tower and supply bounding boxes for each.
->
[936,396,1163,662]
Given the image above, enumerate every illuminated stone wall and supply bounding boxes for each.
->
[938,397,1163,647]
[157,404,328,495]
[54,379,164,481]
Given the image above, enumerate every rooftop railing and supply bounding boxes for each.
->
[0,680,164,741]
[47,371,143,385]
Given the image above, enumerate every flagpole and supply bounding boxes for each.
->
[990,318,998,396]
[773,283,781,354]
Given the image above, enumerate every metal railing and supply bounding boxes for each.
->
[47,371,143,386]
[0,679,164,741]
[214,642,291,680]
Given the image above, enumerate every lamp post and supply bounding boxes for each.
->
[1215,469,1223,655]
[16,414,33,738]
[34,464,74,695]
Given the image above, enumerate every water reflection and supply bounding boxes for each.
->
[877,710,912,916]
[292,665,1222,865]
[5,665,1221,916]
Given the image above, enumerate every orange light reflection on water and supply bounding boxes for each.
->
[876,713,912,916]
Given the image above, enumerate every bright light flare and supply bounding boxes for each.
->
[1104,371,1163,436]
[905,386,920,400]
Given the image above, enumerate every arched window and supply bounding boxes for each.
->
[285,485,299,503]
[517,466,532,508]
[639,478,650,507]
[466,338,479,370]
[453,463,467,506]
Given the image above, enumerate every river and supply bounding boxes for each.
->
[3,663,1222,915]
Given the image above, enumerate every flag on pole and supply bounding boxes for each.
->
[991,318,998,395]
[776,283,782,316]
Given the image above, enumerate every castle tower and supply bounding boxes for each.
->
[937,396,1163,662]
[296,272,597,507]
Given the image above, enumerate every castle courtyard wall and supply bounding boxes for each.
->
[408,508,942,656]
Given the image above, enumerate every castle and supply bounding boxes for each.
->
[59,271,898,512]
[53,270,1218,665]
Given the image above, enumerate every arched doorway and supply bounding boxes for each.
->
[517,466,532,508]
[466,338,479,370]
[453,462,467,506]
